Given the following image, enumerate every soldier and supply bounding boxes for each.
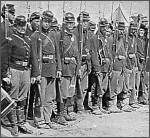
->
[26,12,40,120]
[73,11,100,115]
[106,22,128,113]
[136,23,148,105]
[26,12,40,37]
[30,10,62,129]
[89,18,112,115]
[84,20,97,111]
[55,12,79,125]
[50,17,59,33]
[117,21,139,112]
[1,15,39,136]
[1,3,15,45]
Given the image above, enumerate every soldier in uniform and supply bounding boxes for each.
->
[73,11,100,115]
[26,12,41,120]
[26,12,40,37]
[30,10,62,129]
[1,15,39,136]
[1,4,15,45]
[89,18,112,115]
[50,17,59,33]
[55,12,79,125]
[136,23,149,105]
[117,21,139,112]
[84,20,97,111]
[106,22,128,113]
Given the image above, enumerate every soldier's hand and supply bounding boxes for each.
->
[2,77,11,84]
[56,71,62,78]
[31,77,36,84]
[95,71,101,77]
[36,75,41,83]
[77,69,82,79]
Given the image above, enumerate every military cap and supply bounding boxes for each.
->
[140,23,147,30]
[42,10,53,22]
[64,12,75,23]
[77,11,90,22]
[88,21,96,31]
[129,21,138,30]
[30,12,40,23]
[118,22,125,30]
[51,17,58,27]
[2,4,15,14]
[14,15,27,26]
[99,18,108,26]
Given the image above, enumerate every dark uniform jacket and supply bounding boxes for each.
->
[136,37,147,71]
[56,30,79,77]
[1,30,39,79]
[30,30,62,78]
[90,32,113,72]
[126,36,137,70]
[112,35,127,71]
[73,24,100,73]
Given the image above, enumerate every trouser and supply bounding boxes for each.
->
[128,67,141,104]
[34,77,55,125]
[108,70,124,100]
[1,68,30,126]
[138,71,149,103]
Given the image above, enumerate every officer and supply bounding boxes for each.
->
[26,11,40,37]
[30,10,62,129]
[73,11,100,115]
[1,15,39,136]
[89,18,112,115]
[55,12,79,125]
[1,3,15,45]
[26,11,40,120]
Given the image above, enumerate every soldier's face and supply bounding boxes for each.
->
[16,25,26,34]
[66,22,75,30]
[83,20,89,29]
[42,19,51,30]
[8,12,15,21]
[139,29,145,37]
[100,26,107,35]
[31,19,40,30]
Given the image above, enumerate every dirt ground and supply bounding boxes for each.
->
[1,105,149,137]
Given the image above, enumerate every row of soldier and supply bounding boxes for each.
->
[1,3,149,137]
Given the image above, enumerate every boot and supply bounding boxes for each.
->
[83,92,93,111]
[56,102,68,126]
[76,99,87,115]
[63,99,76,121]
[107,97,123,113]
[117,98,135,112]
[92,97,110,115]
[2,109,19,137]
[16,101,33,134]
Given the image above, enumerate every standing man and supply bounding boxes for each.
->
[73,11,100,114]
[56,12,79,125]
[89,18,112,115]
[26,12,41,120]
[1,15,39,136]
[30,10,62,129]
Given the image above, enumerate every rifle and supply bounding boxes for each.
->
[56,1,66,104]
[76,1,84,99]
[26,1,31,36]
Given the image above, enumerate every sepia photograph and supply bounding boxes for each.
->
[1,1,149,137]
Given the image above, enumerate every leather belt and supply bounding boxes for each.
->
[43,55,53,59]
[15,61,28,66]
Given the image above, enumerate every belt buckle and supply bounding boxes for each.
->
[22,62,27,66]
[48,55,53,59]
